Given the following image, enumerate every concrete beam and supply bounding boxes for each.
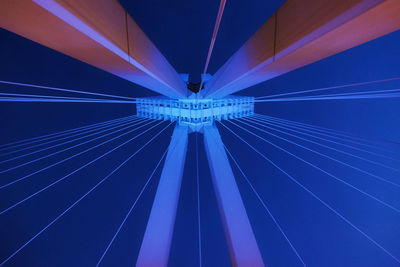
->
[136,124,188,267]
[203,0,400,98]
[204,124,264,266]
[0,0,187,99]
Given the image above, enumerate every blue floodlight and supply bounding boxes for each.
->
[136,96,254,132]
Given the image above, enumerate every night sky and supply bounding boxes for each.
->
[0,0,400,266]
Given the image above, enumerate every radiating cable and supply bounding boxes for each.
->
[254,114,400,153]
[254,76,400,99]
[234,119,400,188]
[264,88,400,99]
[199,0,227,92]
[218,121,400,264]
[0,116,141,160]
[0,119,157,190]
[0,92,133,102]
[250,115,400,165]
[0,122,172,266]
[0,80,137,101]
[0,118,146,174]
[252,115,400,162]
[0,121,169,215]
[254,92,400,102]
[243,117,400,173]
[0,115,135,151]
[0,97,135,104]
[224,143,306,267]
[255,113,400,147]
[227,120,400,213]
[96,146,169,266]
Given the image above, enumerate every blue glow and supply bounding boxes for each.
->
[136,97,254,131]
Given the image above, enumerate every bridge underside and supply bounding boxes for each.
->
[1,0,399,266]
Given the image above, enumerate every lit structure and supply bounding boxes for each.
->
[136,96,254,131]
[0,0,399,266]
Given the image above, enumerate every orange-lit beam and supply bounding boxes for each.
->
[203,0,400,98]
[0,0,187,99]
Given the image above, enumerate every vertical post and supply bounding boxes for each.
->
[203,124,264,267]
[136,124,188,267]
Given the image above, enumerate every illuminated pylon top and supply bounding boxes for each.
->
[136,96,254,132]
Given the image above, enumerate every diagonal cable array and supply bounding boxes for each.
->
[223,144,306,267]
[254,76,400,100]
[227,119,400,213]
[0,92,133,102]
[242,117,400,173]
[254,91,400,102]
[217,120,400,264]
[231,119,400,189]
[95,146,169,266]
[0,118,145,175]
[0,120,173,266]
[0,80,137,101]
[0,116,142,162]
[0,80,137,104]
[0,115,136,152]
[0,120,162,210]
[0,97,136,104]
[252,114,400,159]
[0,118,155,190]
